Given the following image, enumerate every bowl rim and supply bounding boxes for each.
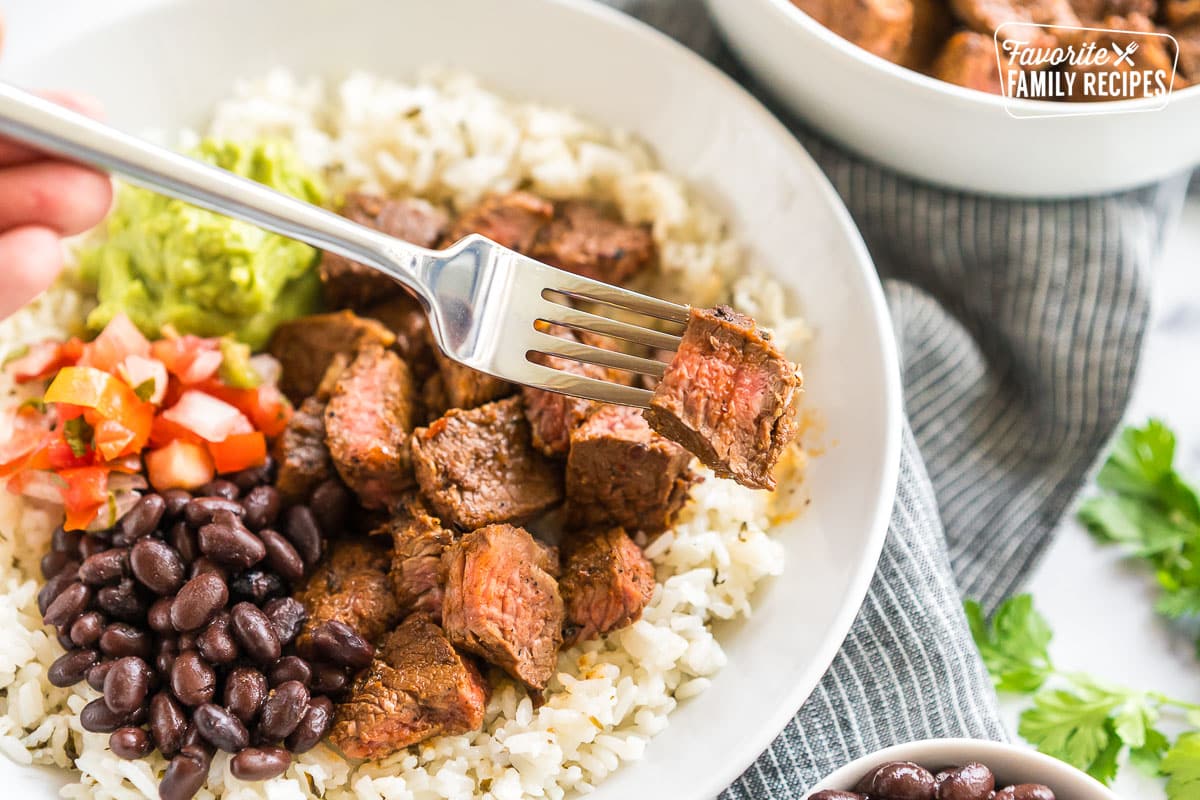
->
[807,738,1124,798]
[3,0,905,797]
[759,0,1200,113]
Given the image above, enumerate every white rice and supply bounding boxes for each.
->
[0,68,808,799]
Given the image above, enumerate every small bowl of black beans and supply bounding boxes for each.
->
[805,738,1121,800]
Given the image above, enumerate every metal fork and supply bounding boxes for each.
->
[0,83,690,407]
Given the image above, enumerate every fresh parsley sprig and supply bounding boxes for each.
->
[968,594,1200,796]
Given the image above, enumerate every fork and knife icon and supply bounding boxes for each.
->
[1111,41,1139,67]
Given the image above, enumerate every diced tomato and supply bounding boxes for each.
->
[150,414,202,448]
[78,313,151,374]
[145,440,214,491]
[117,355,168,405]
[45,436,95,470]
[44,367,155,452]
[152,335,223,384]
[58,466,109,531]
[0,426,54,477]
[207,431,267,474]
[199,381,292,438]
[161,390,253,443]
[7,341,67,383]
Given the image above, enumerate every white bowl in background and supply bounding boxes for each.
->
[808,739,1121,799]
[705,0,1200,197]
[0,0,902,797]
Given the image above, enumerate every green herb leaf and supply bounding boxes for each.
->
[1018,685,1124,776]
[1130,727,1171,776]
[133,378,156,402]
[1164,732,1200,800]
[965,595,1054,693]
[1078,494,1192,556]
[63,416,94,458]
[17,398,47,414]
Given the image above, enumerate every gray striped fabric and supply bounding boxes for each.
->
[603,0,1193,795]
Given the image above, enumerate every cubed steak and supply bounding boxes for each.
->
[320,193,448,309]
[932,31,1008,95]
[1068,0,1156,21]
[428,341,515,412]
[789,0,915,62]
[532,200,656,286]
[566,404,694,535]
[362,292,435,380]
[296,537,401,656]
[441,524,563,690]
[273,396,334,505]
[643,305,802,491]
[325,344,418,510]
[522,327,616,458]
[268,311,395,404]
[411,396,564,530]
[376,495,457,621]
[950,0,1079,46]
[444,191,553,253]
[1166,0,1200,25]
[560,527,655,647]
[330,614,488,759]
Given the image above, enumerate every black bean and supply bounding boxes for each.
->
[79,533,109,559]
[157,650,177,678]
[160,745,211,800]
[185,497,245,527]
[231,745,291,780]
[86,660,114,692]
[284,505,323,566]
[41,550,74,580]
[120,493,166,542]
[808,793,867,800]
[268,656,312,687]
[162,489,192,519]
[200,479,240,500]
[309,663,350,695]
[96,578,148,622]
[169,520,199,564]
[103,655,152,714]
[48,648,98,687]
[936,763,995,800]
[99,623,153,659]
[241,485,281,532]
[150,691,188,756]
[181,723,210,753]
[310,480,350,536]
[230,569,285,604]
[258,529,304,583]
[188,556,229,581]
[193,703,249,752]
[198,519,266,569]
[69,611,105,648]
[171,572,229,631]
[263,597,307,647]
[79,548,129,586]
[307,620,374,669]
[56,626,75,650]
[80,697,131,733]
[230,602,281,663]
[179,631,198,651]
[43,582,91,627]
[224,666,269,724]
[109,726,153,759]
[257,680,309,740]
[197,612,238,665]
[866,761,936,800]
[37,563,79,615]
[129,538,186,595]
[171,650,216,706]
[148,596,175,635]
[285,695,333,753]
[51,525,81,557]
[993,786,1055,800]
[230,459,273,492]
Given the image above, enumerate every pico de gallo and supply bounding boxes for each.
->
[1,313,291,531]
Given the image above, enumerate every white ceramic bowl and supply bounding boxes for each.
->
[706,0,1200,197]
[808,739,1121,799]
[0,0,902,798]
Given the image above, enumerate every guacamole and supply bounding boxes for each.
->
[81,138,326,349]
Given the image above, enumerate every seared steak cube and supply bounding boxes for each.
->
[560,527,656,646]
[320,193,448,310]
[521,327,617,458]
[566,405,694,535]
[951,0,1078,47]
[376,496,457,622]
[362,292,436,381]
[532,200,656,286]
[789,0,914,62]
[325,344,418,509]
[330,614,487,759]
[644,306,801,491]
[444,191,553,253]
[273,396,334,505]
[1166,0,1200,25]
[411,396,564,530]
[428,342,515,412]
[296,538,401,653]
[268,311,395,404]
[932,31,1007,95]
[1068,0,1156,21]
[441,524,563,690]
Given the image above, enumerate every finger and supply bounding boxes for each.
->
[0,226,65,321]
[0,91,105,166]
[0,160,113,236]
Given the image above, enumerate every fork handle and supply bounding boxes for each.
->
[0,82,431,300]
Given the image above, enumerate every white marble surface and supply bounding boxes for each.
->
[1000,196,1200,798]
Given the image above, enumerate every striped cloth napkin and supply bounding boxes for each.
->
[603,0,1193,795]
